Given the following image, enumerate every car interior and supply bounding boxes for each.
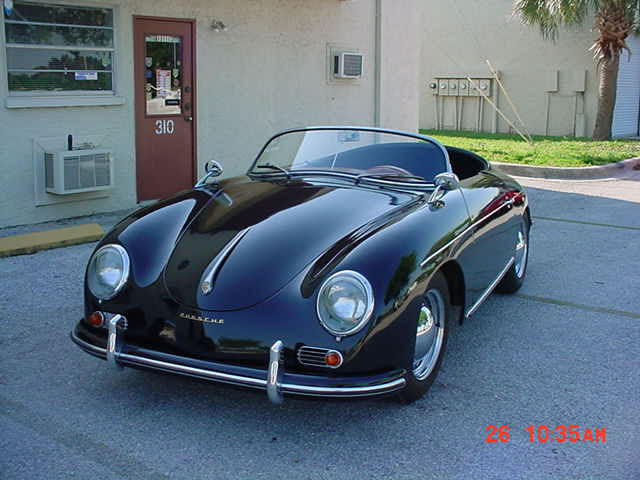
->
[445,146,489,180]
[294,142,489,183]
[300,142,449,182]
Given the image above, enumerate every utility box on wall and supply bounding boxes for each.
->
[44,149,113,195]
[429,74,496,132]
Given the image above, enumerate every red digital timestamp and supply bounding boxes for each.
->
[485,425,607,444]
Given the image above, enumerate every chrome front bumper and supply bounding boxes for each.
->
[71,316,406,404]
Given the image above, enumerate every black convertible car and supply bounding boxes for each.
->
[71,127,530,404]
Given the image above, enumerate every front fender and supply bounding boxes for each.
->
[298,203,445,373]
[300,188,470,372]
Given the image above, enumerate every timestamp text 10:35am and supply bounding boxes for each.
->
[485,425,606,444]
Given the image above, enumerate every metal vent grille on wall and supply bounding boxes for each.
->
[44,149,113,195]
[343,54,363,77]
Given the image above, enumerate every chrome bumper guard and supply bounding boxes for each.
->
[71,318,406,404]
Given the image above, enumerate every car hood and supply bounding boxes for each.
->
[163,177,417,311]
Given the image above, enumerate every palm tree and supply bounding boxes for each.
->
[514,0,639,140]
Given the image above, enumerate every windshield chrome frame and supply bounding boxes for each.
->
[247,126,451,188]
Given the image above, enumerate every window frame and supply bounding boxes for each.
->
[2,0,119,100]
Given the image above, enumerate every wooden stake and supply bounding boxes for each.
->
[467,77,533,145]
[486,60,534,143]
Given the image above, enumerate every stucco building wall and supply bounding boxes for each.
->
[418,0,600,137]
[0,0,419,228]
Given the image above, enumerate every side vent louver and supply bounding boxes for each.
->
[297,346,343,369]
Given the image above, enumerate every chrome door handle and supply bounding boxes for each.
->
[184,116,193,122]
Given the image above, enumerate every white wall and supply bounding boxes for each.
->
[378,0,420,133]
[418,0,599,137]
[1,0,420,228]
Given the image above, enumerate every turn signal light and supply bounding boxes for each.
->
[87,311,104,327]
[325,351,343,368]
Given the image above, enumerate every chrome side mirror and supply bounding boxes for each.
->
[428,172,460,206]
[434,172,460,190]
[195,160,224,187]
[205,160,223,177]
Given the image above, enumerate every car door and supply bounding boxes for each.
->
[456,171,518,312]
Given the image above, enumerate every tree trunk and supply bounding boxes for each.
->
[592,53,620,140]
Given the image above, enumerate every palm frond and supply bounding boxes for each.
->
[514,0,640,59]
[513,0,595,40]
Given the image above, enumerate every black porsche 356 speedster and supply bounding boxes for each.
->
[71,127,530,404]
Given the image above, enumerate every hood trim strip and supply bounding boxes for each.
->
[200,227,252,294]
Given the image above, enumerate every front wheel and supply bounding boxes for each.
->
[497,215,530,293]
[398,271,450,403]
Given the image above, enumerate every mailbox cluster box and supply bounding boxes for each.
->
[431,77,492,96]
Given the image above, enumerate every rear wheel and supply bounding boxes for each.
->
[398,271,450,403]
[497,216,530,293]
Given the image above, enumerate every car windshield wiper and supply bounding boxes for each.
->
[253,164,291,179]
[354,173,426,185]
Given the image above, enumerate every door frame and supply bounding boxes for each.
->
[132,15,197,201]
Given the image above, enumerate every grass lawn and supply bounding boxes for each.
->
[420,129,639,167]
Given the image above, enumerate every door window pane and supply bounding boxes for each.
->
[145,35,182,115]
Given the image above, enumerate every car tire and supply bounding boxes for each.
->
[398,271,450,404]
[497,215,530,294]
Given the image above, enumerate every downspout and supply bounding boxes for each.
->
[374,0,381,127]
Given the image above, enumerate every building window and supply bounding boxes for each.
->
[4,1,115,94]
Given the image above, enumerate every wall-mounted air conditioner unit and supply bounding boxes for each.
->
[44,149,113,195]
[333,52,364,79]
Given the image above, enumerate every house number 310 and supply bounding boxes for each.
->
[155,120,175,135]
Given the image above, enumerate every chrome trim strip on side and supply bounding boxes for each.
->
[420,199,514,268]
[267,340,284,404]
[70,332,406,400]
[465,257,515,318]
[200,227,251,294]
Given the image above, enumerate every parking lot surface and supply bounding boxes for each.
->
[1,175,639,479]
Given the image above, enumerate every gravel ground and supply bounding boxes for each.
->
[1,176,638,479]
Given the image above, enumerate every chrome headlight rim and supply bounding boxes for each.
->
[316,270,375,337]
[87,244,130,300]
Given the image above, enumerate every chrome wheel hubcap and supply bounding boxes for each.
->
[514,227,528,279]
[413,289,445,380]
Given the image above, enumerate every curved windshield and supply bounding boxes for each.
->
[250,129,449,184]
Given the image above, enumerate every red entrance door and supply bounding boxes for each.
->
[134,17,195,201]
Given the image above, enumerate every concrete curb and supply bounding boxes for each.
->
[491,157,640,180]
[0,223,104,258]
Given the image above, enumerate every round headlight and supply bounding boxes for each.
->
[87,244,130,300]
[316,270,374,336]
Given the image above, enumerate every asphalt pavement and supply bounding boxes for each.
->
[1,175,638,479]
